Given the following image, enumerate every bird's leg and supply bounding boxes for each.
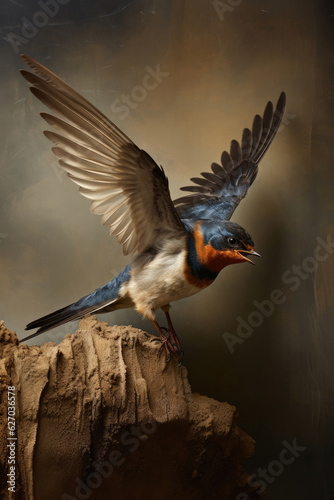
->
[151,320,183,365]
[164,311,182,351]
[152,321,171,362]
[162,306,184,362]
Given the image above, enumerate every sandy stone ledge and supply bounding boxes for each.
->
[0,317,266,500]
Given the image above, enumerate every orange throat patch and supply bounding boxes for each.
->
[193,223,250,273]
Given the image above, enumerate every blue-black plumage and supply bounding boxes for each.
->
[24,265,132,340]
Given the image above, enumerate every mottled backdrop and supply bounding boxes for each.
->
[0,0,333,498]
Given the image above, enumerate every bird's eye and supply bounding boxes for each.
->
[228,237,237,246]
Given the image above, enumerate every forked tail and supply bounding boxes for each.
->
[21,265,131,343]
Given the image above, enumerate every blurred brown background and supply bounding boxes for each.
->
[0,0,333,498]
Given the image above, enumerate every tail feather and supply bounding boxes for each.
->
[22,297,119,342]
[26,304,72,330]
[20,265,131,343]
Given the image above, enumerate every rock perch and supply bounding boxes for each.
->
[0,317,266,500]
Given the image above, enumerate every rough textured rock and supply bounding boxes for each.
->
[0,317,266,500]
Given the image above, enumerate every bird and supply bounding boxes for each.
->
[19,55,286,363]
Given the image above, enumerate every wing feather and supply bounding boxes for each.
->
[21,56,185,255]
[174,92,286,222]
[240,128,252,159]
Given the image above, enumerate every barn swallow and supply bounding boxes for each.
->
[19,55,286,363]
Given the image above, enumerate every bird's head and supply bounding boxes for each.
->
[192,220,261,273]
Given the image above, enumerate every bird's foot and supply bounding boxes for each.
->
[158,327,184,366]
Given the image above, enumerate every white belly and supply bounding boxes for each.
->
[120,248,202,320]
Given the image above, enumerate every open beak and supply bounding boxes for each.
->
[237,249,262,265]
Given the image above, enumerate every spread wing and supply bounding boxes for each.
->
[20,55,186,255]
[174,92,286,222]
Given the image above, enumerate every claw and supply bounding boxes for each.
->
[160,327,169,338]
[158,333,183,365]
[153,320,184,366]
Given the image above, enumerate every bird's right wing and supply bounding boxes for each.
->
[20,55,186,255]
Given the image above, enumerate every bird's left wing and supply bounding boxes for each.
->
[174,92,286,223]
[20,55,186,255]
